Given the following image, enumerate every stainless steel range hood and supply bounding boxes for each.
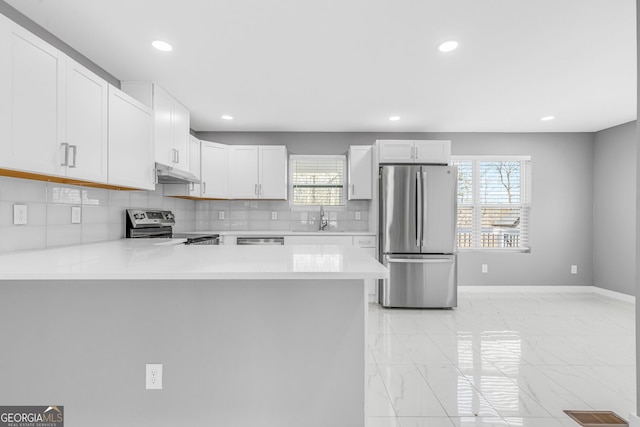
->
[155,163,200,184]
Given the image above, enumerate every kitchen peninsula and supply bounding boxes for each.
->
[0,241,388,427]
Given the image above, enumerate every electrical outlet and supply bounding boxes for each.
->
[355,211,361,221]
[271,211,277,220]
[13,204,27,225]
[146,363,163,390]
[481,264,488,273]
[71,206,81,224]
[218,211,225,220]
[571,265,578,274]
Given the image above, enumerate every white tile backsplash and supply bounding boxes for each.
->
[0,177,370,252]
[0,178,197,253]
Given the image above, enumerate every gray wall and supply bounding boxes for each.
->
[199,131,596,288]
[594,122,637,296]
[0,1,119,87]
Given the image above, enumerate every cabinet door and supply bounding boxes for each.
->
[108,86,154,190]
[172,100,190,171]
[361,247,378,299]
[348,145,372,200]
[201,141,228,199]
[0,15,11,163]
[378,140,415,163]
[152,85,175,165]
[414,140,451,164]
[259,145,287,199]
[188,135,201,197]
[3,21,62,175]
[64,57,108,182]
[229,146,259,199]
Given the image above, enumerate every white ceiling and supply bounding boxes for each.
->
[5,0,637,133]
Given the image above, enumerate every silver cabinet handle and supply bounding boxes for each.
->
[203,182,207,194]
[69,145,77,168]
[351,183,355,195]
[176,149,179,164]
[410,146,415,160]
[171,149,178,163]
[190,182,195,192]
[259,184,262,197]
[60,143,69,166]
[255,184,258,196]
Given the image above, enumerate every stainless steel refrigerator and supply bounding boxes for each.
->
[379,165,457,308]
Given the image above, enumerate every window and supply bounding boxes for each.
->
[290,155,346,206]
[452,156,531,250]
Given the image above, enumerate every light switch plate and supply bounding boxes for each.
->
[71,206,81,224]
[218,211,225,220]
[13,204,27,225]
[355,211,361,221]
[271,211,277,220]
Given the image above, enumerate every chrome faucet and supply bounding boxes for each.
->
[319,205,328,231]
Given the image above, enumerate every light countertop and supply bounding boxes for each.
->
[0,240,388,281]
[188,231,376,237]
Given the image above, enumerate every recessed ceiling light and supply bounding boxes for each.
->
[438,41,459,53]
[221,115,234,120]
[152,40,173,52]
[389,116,401,121]
[540,115,555,121]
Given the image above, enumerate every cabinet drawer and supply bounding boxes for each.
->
[353,235,376,248]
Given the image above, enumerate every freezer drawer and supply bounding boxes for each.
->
[380,255,457,308]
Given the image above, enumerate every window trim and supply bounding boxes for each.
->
[288,154,347,210]
[452,155,532,253]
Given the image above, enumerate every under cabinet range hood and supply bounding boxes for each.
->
[155,162,200,184]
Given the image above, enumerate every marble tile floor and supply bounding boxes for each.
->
[366,292,636,427]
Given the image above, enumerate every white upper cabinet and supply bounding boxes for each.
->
[348,145,373,200]
[378,140,451,164]
[188,135,202,197]
[0,18,63,176]
[201,140,229,199]
[414,140,451,164]
[62,57,108,182]
[229,145,287,199]
[0,18,108,182]
[259,146,287,199]
[229,146,260,198]
[121,81,191,172]
[107,85,154,190]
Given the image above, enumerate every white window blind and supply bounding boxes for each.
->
[290,155,346,206]
[453,156,531,250]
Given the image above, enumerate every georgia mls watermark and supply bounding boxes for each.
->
[0,406,63,427]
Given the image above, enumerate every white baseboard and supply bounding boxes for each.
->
[458,285,635,304]
[592,287,636,304]
[629,413,640,427]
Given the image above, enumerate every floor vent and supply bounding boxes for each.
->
[564,410,629,427]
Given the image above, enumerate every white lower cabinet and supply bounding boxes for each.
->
[285,234,378,301]
[352,235,378,302]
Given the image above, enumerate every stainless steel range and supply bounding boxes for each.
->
[125,209,219,245]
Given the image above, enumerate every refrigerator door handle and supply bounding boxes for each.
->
[386,258,452,264]
[422,170,427,246]
[416,171,422,247]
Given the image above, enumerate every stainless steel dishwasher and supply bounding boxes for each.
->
[236,237,285,245]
